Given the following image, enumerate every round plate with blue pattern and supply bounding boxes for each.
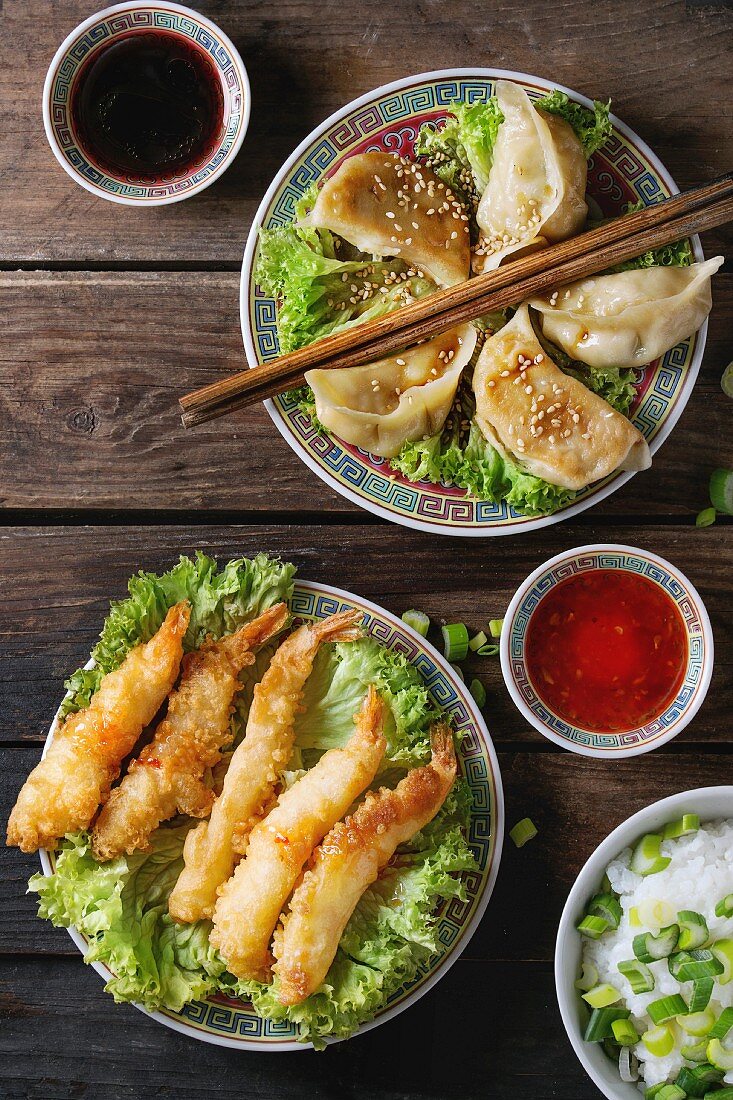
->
[39,580,504,1048]
[500,544,714,758]
[240,68,707,536]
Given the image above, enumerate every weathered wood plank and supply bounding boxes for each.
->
[0,525,729,748]
[1,271,731,513]
[0,955,604,1100]
[3,746,733,957]
[0,0,731,265]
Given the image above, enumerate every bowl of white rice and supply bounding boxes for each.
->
[556,787,733,1100]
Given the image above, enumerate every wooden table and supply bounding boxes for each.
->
[1,2,731,1097]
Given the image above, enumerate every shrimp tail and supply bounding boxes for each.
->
[311,608,363,645]
[428,720,457,778]
[218,603,289,667]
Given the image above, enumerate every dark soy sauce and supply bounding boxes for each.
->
[72,32,224,178]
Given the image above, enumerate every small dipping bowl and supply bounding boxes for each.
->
[500,544,714,758]
[42,1,250,205]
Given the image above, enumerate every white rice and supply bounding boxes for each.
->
[583,819,733,1091]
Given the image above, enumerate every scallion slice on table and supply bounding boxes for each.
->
[468,630,487,652]
[647,993,688,1024]
[611,1018,639,1046]
[689,977,715,1013]
[711,939,733,983]
[715,894,733,918]
[678,910,710,950]
[633,925,680,962]
[710,467,733,514]
[488,619,504,638]
[642,1024,676,1057]
[588,893,622,930]
[709,1007,733,1040]
[645,1085,685,1100]
[696,506,717,528]
[676,1062,724,1093]
[582,984,622,1009]
[663,813,700,839]
[442,622,469,661]
[722,362,733,398]
[469,678,486,708]
[618,958,655,994]
[678,1008,716,1037]
[668,949,724,982]
[584,1006,631,1042]
[631,833,671,876]
[451,663,465,682]
[575,961,599,992]
[509,817,537,848]
[401,609,430,637]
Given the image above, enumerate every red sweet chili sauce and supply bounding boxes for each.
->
[525,569,688,733]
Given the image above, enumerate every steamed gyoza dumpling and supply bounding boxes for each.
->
[529,257,724,369]
[306,324,477,458]
[473,305,649,490]
[304,151,471,287]
[474,81,588,272]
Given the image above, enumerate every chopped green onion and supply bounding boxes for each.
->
[710,468,733,515]
[488,618,504,638]
[450,663,465,682]
[634,925,680,962]
[712,939,733,983]
[618,1046,638,1083]
[679,1008,716,1037]
[631,833,671,876]
[676,1062,724,1093]
[442,622,469,661]
[582,983,622,1009]
[578,914,610,939]
[648,993,688,1024]
[689,977,715,1013]
[476,643,500,656]
[588,893,622,930]
[642,1024,675,1057]
[678,910,710,950]
[664,813,700,839]
[645,1086,686,1100]
[629,905,642,928]
[575,961,599,992]
[696,507,717,528]
[715,894,733,919]
[618,958,655,994]
[681,1039,710,1063]
[468,630,487,652]
[669,949,724,982]
[639,897,675,931]
[710,1007,733,1040]
[645,1086,685,1100]
[469,678,486,708]
[584,1006,630,1042]
[722,362,733,399]
[510,817,537,848]
[703,1091,733,1100]
[611,1018,639,1046]
[401,609,430,637]
[707,1038,733,1072]
[601,872,613,894]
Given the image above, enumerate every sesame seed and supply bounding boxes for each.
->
[500,369,510,377]
[524,385,533,394]
[488,380,496,388]
[548,434,555,443]
[386,211,395,219]
[396,358,405,366]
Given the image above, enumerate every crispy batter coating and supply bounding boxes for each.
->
[272,723,456,1005]
[168,609,363,924]
[210,685,386,982]
[7,602,190,853]
[90,604,289,861]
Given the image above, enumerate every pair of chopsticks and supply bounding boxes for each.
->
[180,172,733,428]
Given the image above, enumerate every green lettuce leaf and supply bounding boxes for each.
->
[607,200,693,272]
[29,826,226,1012]
[61,553,296,719]
[233,781,476,1047]
[535,90,612,157]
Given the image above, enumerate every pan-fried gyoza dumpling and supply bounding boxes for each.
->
[528,257,724,369]
[305,324,477,458]
[474,81,587,272]
[304,151,471,287]
[472,305,650,490]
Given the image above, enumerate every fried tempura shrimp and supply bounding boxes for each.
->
[7,602,190,853]
[211,685,386,982]
[90,603,289,861]
[168,609,363,924]
[273,722,456,1005]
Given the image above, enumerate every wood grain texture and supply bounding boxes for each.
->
[0,525,729,748]
[1,270,731,512]
[1,0,731,265]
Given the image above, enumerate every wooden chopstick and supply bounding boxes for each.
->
[180,172,733,428]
